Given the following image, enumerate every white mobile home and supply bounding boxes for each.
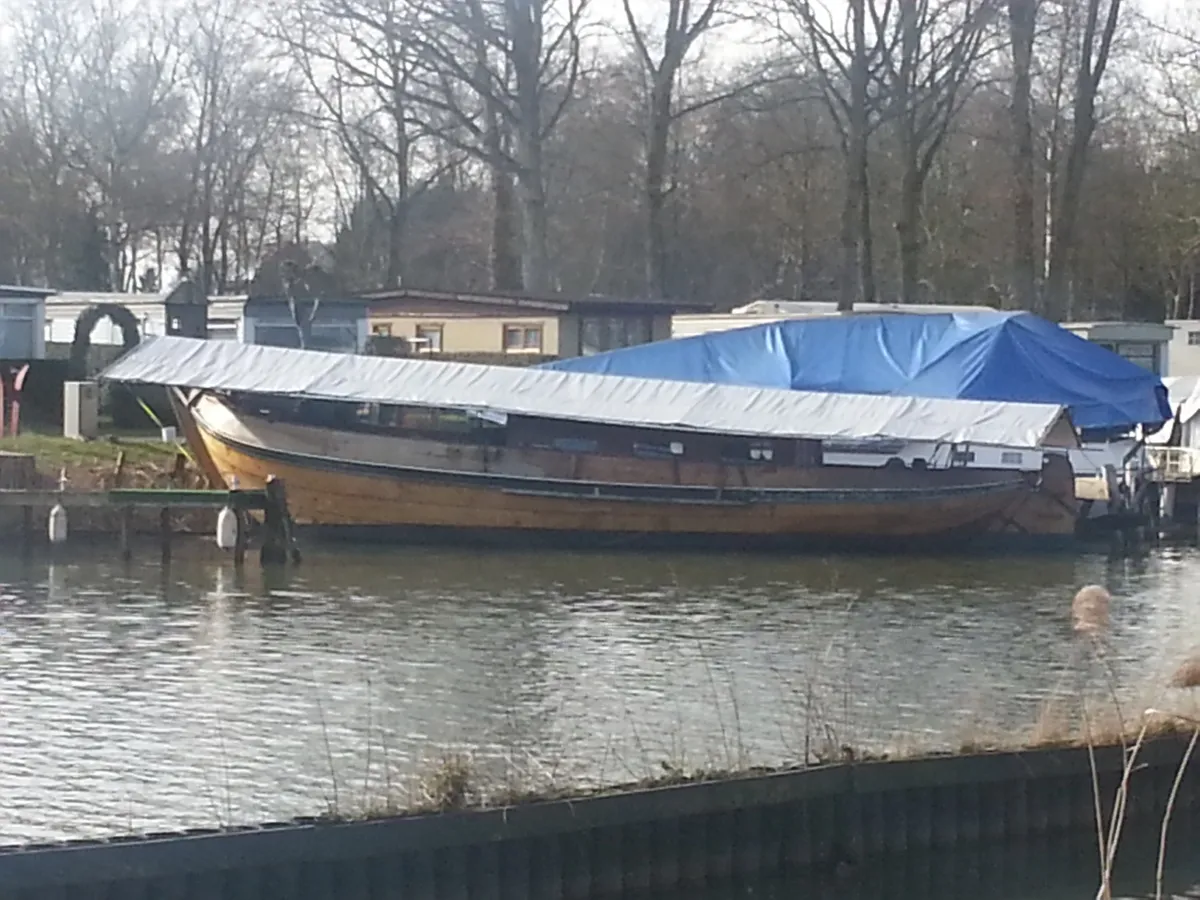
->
[0,286,51,360]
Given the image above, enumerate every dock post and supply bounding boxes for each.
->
[233,509,248,568]
[2,453,36,554]
[260,476,298,566]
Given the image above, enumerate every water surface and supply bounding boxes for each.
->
[0,543,1198,852]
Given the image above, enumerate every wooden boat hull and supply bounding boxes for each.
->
[173,392,1079,552]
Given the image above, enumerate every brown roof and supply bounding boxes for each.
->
[357,286,713,314]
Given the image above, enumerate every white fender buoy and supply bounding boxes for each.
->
[48,503,68,544]
[215,505,239,551]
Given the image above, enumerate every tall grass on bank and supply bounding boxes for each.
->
[291,620,1195,828]
[1150,655,1200,900]
[1067,583,1200,900]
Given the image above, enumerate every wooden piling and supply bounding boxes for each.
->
[0,452,35,489]
[260,476,291,566]
[233,509,248,568]
[112,451,127,487]
[2,452,37,556]
[1,484,285,564]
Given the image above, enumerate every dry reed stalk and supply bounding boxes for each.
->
[1029,698,1073,747]
[1097,718,1152,900]
[1169,656,1200,690]
[1156,724,1199,900]
[1081,701,1108,900]
[1070,584,1119,900]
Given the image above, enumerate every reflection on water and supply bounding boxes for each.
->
[0,543,1198,859]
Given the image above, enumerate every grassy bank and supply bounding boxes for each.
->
[0,431,181,488]
[325,709,1200,823]
[0,429,216,537]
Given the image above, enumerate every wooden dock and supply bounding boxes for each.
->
[0,477,300,566]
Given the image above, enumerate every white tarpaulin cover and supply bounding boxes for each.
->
[100,336,1074,448]
[1147,376,1200,445]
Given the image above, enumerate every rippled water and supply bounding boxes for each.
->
[1,542,1199,854]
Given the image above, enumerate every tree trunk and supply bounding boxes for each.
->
[1008,0,1037,312]
[644,131,670,299]
[387,78,410,288]
[490,167,522,291]
[896,164,922,304]
[386,204,406,287]
[516,165,550,294]
[200,218,214,295]
[1044,0,1120,321]
[645,80,673,299]
[1044,108,1094,321]
[176,221,192,280]
[858,164,877,305]
[513,124,550,293]
[838,180,858,311]
[849,0,876,307]
[509,0,552,294]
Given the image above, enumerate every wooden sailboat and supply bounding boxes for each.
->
[104,337,1082,551]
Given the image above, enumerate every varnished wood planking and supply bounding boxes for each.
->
[194,394,1032,492]
[199,434,1039,537]
[183,393,1079,539]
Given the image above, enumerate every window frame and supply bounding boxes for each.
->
[414,323,444,353]
[503,322,544,353]
[578,315,654,355]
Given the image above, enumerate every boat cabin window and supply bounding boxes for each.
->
[507,416,820,467]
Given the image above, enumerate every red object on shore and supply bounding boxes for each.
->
[0,363,30,437]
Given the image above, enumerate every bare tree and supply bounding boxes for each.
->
[1007,0,1037,311]
[2,0,97,287]
[69,3,186,290]
[270,0,455,288]
[407,0,588,292]
[177,0,298,293]
[1043,0,1122,319]
[0,0,1190,323]
[622,0,726,298]
[771,0,890,309]
[879,0,997,304]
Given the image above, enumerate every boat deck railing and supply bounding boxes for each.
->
[1146,446,1200,482]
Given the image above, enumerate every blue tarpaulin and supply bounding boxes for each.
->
[542,312,1171,434]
